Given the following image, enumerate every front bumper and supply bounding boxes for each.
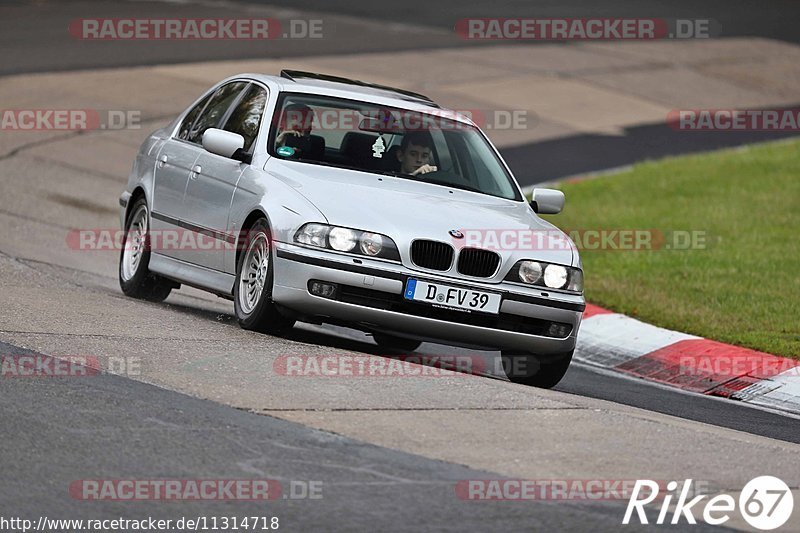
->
[272,243,584,353]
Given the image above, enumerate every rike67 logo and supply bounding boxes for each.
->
[624,476,794,530]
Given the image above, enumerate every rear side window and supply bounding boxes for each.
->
[222,84,268,153]
[183,81,248,145]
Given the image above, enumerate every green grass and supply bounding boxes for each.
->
[542,139,800,358]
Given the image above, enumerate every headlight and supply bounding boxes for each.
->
[543,264,568,289]
[518,261,542,284]
[360,232,383,256]
[329,227,357,252]
[293,224,400,261]
[295,223,329,247]
[505,260,583,294]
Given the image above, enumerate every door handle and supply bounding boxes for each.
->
[189,165,201,180]
[157,155,167,169]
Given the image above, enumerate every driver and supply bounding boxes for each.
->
[397,131,437,176]
[276,103,315,151]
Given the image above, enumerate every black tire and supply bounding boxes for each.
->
[234,219,295,335]
[372,332,422,352]
[500,349,573,388]
[118,197,175,302]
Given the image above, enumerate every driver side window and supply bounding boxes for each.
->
[177,93,211,142]
[222,84,268,153]
[180,81,249,145]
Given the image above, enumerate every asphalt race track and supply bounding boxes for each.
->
[3,0,799,76]
[2,0,799,184]
[1,344,651,532]
[1,1,799,531]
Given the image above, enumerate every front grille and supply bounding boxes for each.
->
[457,248,501,277]
[336,285,572,338]
[410,240,454,271]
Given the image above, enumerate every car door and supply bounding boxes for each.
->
[152,80,249,264]
[150,92,212,260]
[183,82,269,271]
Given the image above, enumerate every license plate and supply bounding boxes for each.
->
[404,279,501,314]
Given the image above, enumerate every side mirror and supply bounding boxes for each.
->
[530,188,565,214]
[202,128,245,159]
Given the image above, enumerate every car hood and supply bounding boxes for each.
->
[266,160,576,266]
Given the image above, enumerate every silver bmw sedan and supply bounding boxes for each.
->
[118,70,584,388]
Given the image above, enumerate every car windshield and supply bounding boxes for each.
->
[268,93,522,201]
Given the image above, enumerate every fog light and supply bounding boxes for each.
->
[309,280,337,299]
[547,323,570,338]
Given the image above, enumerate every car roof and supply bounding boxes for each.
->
[228,72,476,126]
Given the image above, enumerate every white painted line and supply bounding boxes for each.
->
[734,367,800,414]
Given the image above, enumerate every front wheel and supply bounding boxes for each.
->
[500,349,573,388]
[119,197,175,302]
[234,219,295,335]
